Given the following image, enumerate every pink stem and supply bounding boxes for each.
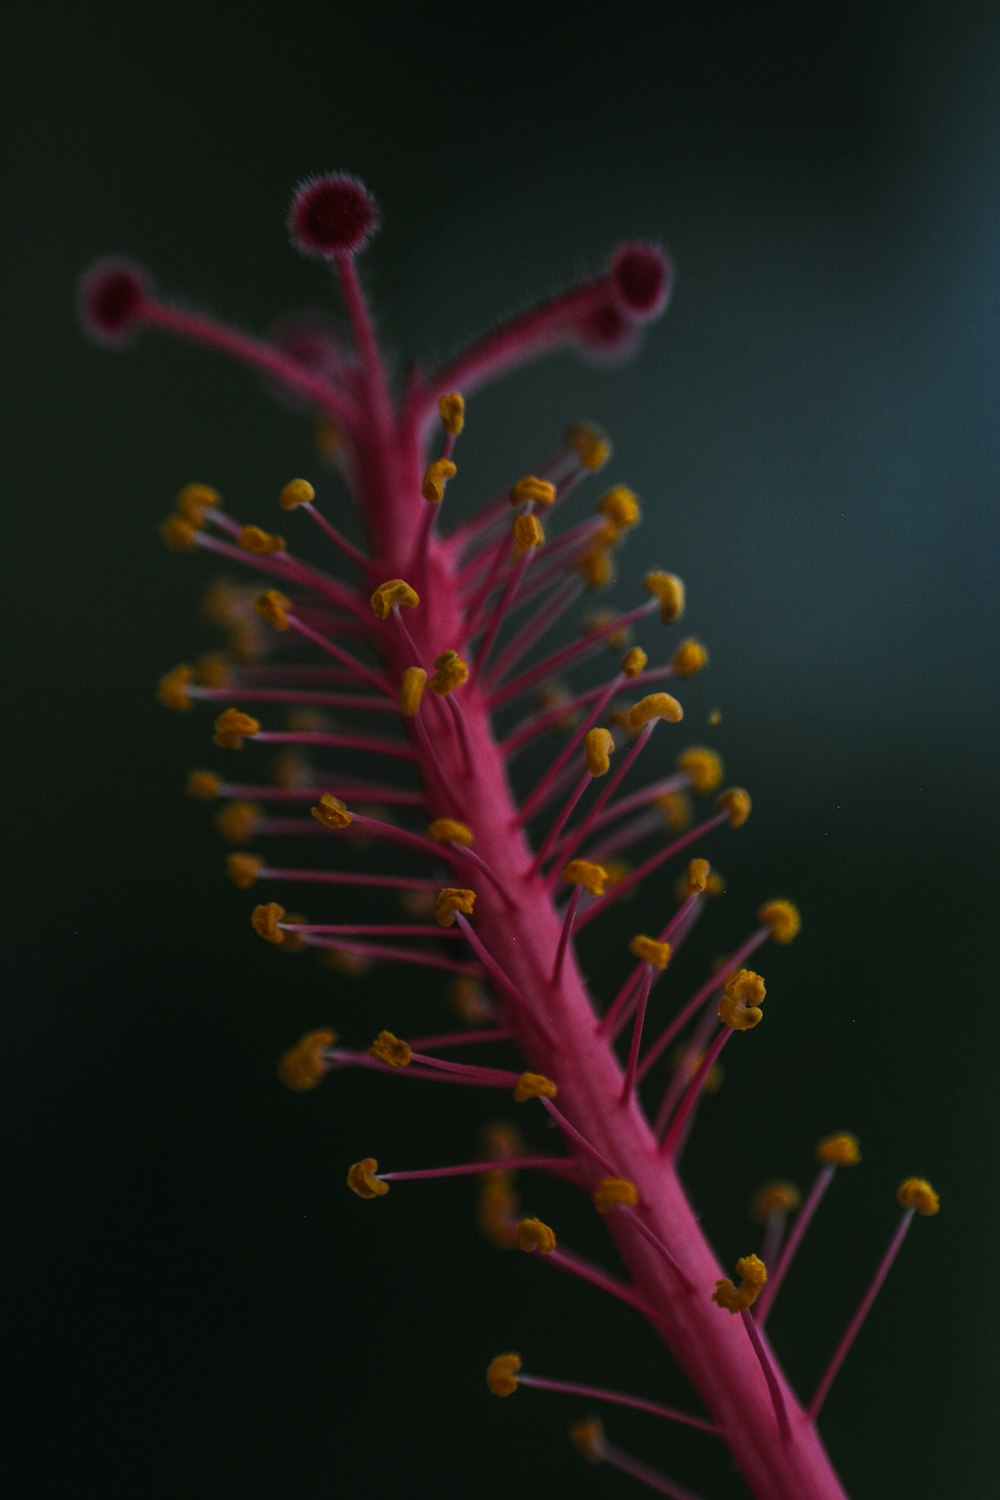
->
[518,1372,719,1436]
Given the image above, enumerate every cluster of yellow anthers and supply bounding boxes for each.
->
[83,170,941,1500]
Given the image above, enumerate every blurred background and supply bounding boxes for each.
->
[5,2,997,1496]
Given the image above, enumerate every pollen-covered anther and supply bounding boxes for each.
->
[399,666,428,716]
[719,968,766,1030]
[565,422,611,472]
[429,650,469,697]
[255,589,292,631]
[717,786,752,827]
[509,475,557,508]
[584,727,615,776]
[310,793,353,830]
[672,637,709,678]
[752,1181,801,1220]
[685,858,711,894]
[575,541,614,590]
[238,525,286,555]
[421,457,457,504]
[186,769,221,800]
[758,899,801,944]
[597,485,641,533]
[627,693,684,732]
[513,1072,557,1103]
[516,1217,557,1254]
[251,902,286,945]
[570,1416,606,1464]
[670,1045,723,1093]
[677,746,723,794]
[562,860,609,897]
[434,887,477,928]
[158,664,194,711]
[369,1030,413,1068]
[585,610,632,652]
[656,789,693,832]
[278,1029,337,1091]
[175,483,221,524]
[346,1157,389,1199]
[370,578,420,620]
[629,935,672,970]
[712,1253,768,1314]
[643,571,686,623]
[427,818,474,846]
[278,478,316,511]
[897,1178,940,1216]
[213,708,261,749]
[438,391,465,436]
[621,646,647,679]
[593,1177,639,1212]
[226,852,263,889]
[815,1132,861,1166]
[512,513,545,551]
[486,1353,522,1397]
[160,514,199,551]
[215,800,260,843]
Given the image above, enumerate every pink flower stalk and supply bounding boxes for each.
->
[80,172,939,1500]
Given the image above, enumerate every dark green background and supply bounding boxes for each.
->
[6,3,996,1496]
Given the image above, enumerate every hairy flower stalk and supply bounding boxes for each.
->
[81,172,938,1500]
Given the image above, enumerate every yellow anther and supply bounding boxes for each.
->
[226,852,263,889]
[752,1181,801,1220]
[438,390,465,436]
[629,935,672,970]
[399,666,428,716]
[186,769,221,800]
[570,1417,606,1464]
[369,1030,412,1069]
[319,945,372,977]
[477,1179,520,1248]
[670,1044,724,1094]
[482,1121,524,1161]
[370,578,420,620]
[195,652,232,689]
[897,1178,940,1216]
[643,570,686,623]
[575,540,614,590]
[314,416,341,459]
[447,975,492,1026]
[513,1072,557,1103]
[627,692,684,732]
[434,887,477,928]
[175,482,220,524]
[598,485,641,533]
[509,475,557,508]
[160,513,199,550]
[486,1353,521,1397]
[278,477,316,511]
[562,860,609,897]
[278,1028,337,1091]
[758,899,801,944]
[429,649,469,697]
[347,1157,389,1199]
[677,746,723,794]
[421,457,457,504]
[672,637,709,678]
[656,789,693,832]
[516,1217,557,1254]
[584,727,615,776]
[213,708,261,749]
[565,422,611,471]
[815,1132,861,1166]
[251,901,286,945]
[276,912,308,955]
[427,817,474,846]
[536,682,579,734]
[718,968,766,1030]
[214,800,260,843]
[310,793,353,830]
[255,588,292,631]
[238,524,286,554]
[512,512,545,550]
[585,610,632,651]
[621,646,648,679]
[593,1177,639,1212]
[157,664,194,711]
[712,1254,768,1314]
[685,857,711,894]
[717,786,752,827]
[602,859,633,894]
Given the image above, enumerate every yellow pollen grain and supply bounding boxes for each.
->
[513,512,545,550]
[562,860,609,897]
[718,968,766,1030]
[752,1181,801,1220]
[438,391,465,436]
[815,1132,862,1167]
[213,707,261,749]
[513,1072,557,1103]
[278,478,316,510]
[629,935,672,970]
[516,1217,557,1254]
[509,475,557,508]
[598,485,641,532]
[643,570,686,622]
[717,786,752,827]
[369,1030,413,1068]
[584,727,614,776]
[575,541,614,590]
[421,457,457,504]
[677,746,723,794]
[712,1253,767,1313]
[347,1158,389,1199]
[486,1353,521,1397]
[628,692,684,732]
[226,852,263,889]
[310,793,353,830]
[434,887,477,928]
[758,899,801,944]
[593,1177,639,1212]
[186,769,221,800]
[565,422,610,471]
[685,858,711,894]
[238,525,286,555]
[214,800,260,843]
[897,1178,940,1216]
[656,789,693,832]
[672,637,709,678]
[157,664,194,711]
[399,666,428,716]
[621,646,647,678]
[370,578,420,619]
[429,650,469,697]
[278,1028,336,1091]
[160,514,199,550]
[255,589,292,631]
[251,901,286,945]
[175,482,220,523]
[427,817,474,846]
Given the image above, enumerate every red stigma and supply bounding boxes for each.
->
[577,301,641,363]
[78,259,149,345]
[609,242,673,323]
[288,173,379,257]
